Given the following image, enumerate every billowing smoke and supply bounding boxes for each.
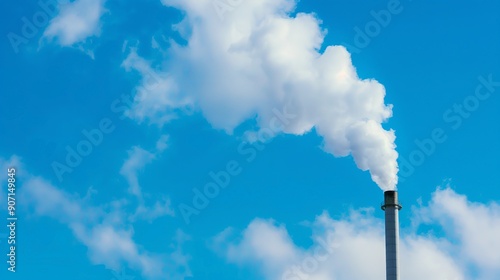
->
[123,0,398,190]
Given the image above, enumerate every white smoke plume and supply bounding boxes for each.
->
[123,0,398,190]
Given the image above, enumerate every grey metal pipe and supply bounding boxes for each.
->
[381,190,402,280]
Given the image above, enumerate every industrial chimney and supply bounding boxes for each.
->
[381,190,402,280]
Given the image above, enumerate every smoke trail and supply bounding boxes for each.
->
[123,0,398,190]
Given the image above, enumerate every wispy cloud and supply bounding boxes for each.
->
[121,49,192,126]
[21,177,165,277]
[120,146,155,199]
[43,0,105,46]
[119,134,175,222]
[214,187,500,280]
[414,188,500,278]
[13,154,189,279]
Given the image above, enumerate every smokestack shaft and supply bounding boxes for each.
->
[382,191,401,280]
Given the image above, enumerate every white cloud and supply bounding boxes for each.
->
[21,176,167,278]
[223,219,301,276]
[213,187,500,280]
[119,134,175,222]
[5,153,188,279]
[120,134,170,199]
[124,0,398,190]
[131,198,175,222]
[120,146,155,198]
[43,0,105,46]
[73,223,164,276]
[167,229,193,278]
[155,134,170,152]
[121,49,193,126]
[414,188,500,279]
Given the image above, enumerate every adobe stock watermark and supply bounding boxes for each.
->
[52,59,194,182]
[281,233,340,280]
[178,104,297,224]
[399,74,499,182]
[212,0,245,21]
[7,0,68,54]
[342,0,404,54]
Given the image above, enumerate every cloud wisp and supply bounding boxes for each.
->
[43,0,105,47]
[213,187,500,280]
[11,146,188,279]
[120,135,175,222]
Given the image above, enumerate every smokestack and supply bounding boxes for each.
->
[381,190,402,280]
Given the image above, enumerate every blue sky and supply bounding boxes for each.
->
[1,0,500,279]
